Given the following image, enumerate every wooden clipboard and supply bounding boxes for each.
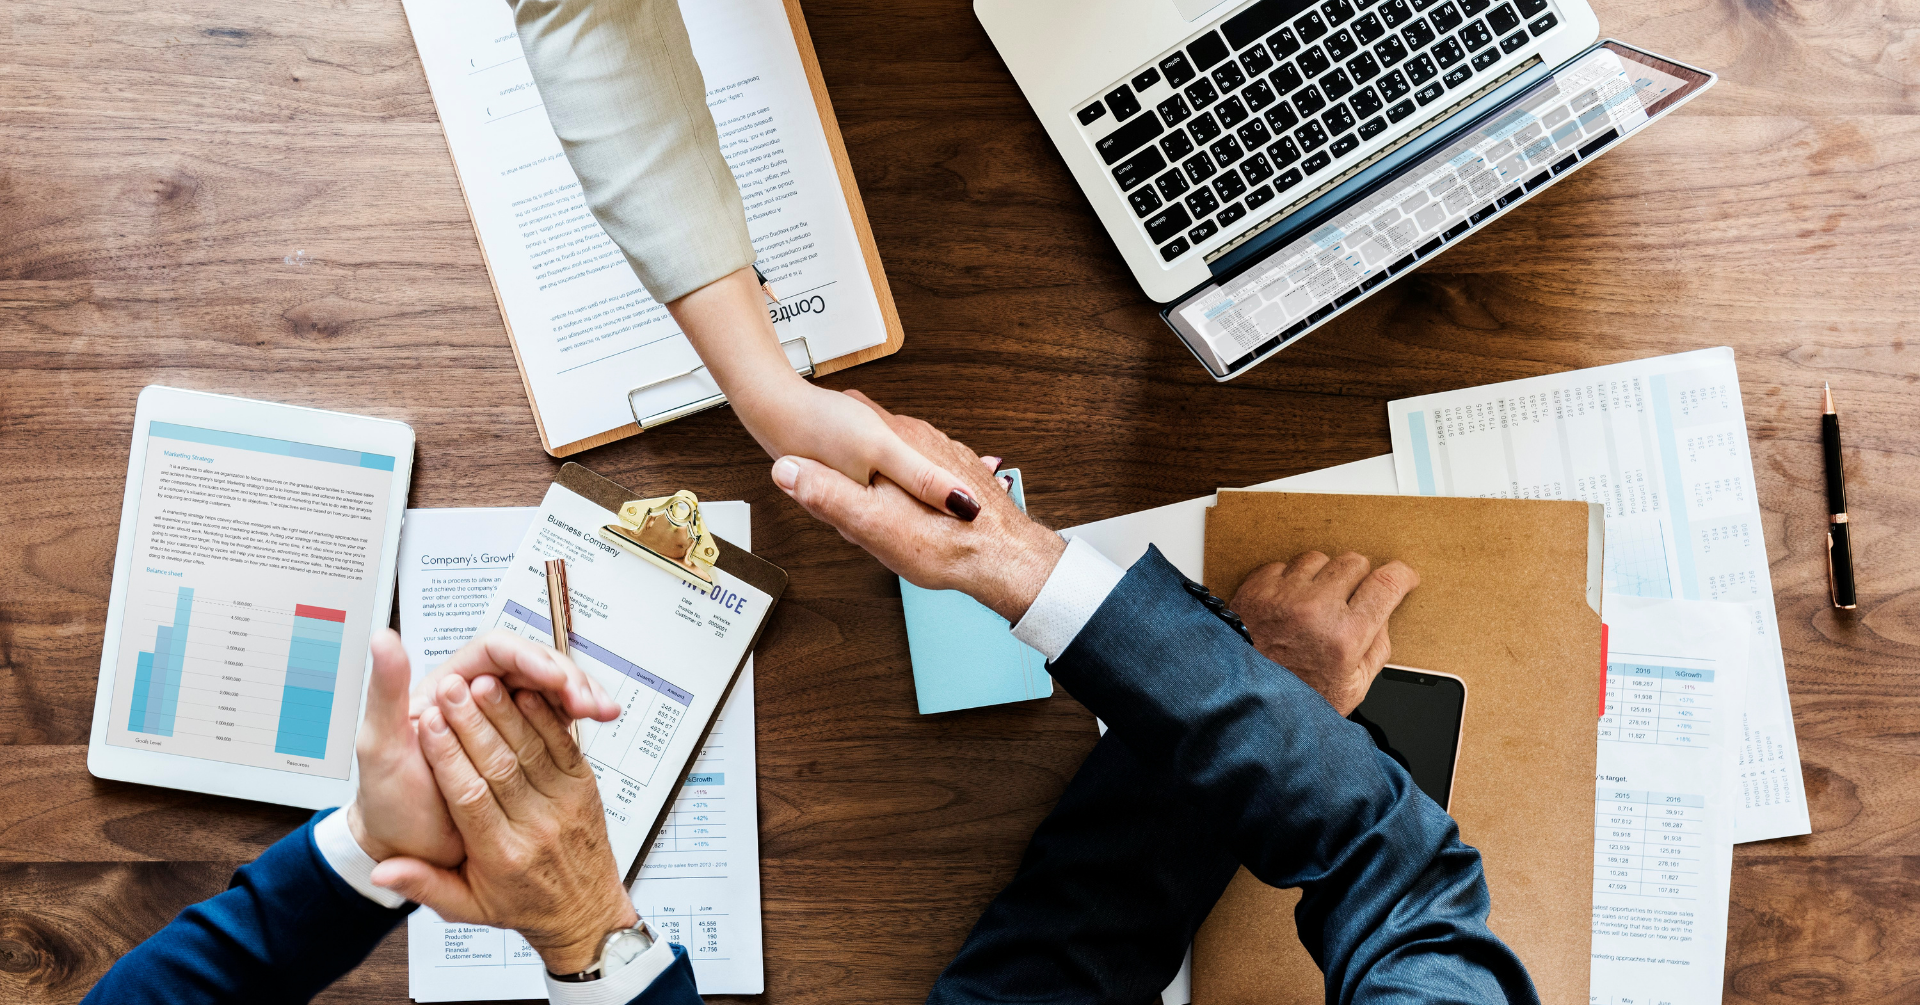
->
[554,462,789,884]
[1195,491,1603,1004]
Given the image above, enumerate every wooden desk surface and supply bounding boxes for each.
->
[3,0,1916,1001]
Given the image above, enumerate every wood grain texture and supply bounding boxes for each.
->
[3,0,1917,1001]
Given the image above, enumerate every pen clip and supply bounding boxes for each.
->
[1826,530,1840,609]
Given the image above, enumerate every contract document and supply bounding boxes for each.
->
[1593,596,1750,1005]
[401,0,890,453]
[403,504,766,999]
[1387,348,1810,842]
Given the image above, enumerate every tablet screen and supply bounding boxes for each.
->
[103,422,398,778]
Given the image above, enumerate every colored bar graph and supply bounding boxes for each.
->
[275,604,347,758]
[129,587,194,736]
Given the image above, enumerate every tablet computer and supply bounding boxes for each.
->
[88,386,415,809]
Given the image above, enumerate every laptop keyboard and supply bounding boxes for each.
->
[1074,0,1565,267]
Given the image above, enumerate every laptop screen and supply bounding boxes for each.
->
[1164,42,1711,377]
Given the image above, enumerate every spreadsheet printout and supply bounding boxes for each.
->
[1386,347,1809,842]
[1592,596,1749,1005]
[405,503,766,998]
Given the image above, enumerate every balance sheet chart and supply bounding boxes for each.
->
[275,605,348,758]
[128,587,196,736]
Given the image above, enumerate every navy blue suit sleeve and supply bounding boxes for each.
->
[1043,547,1538,1005]
[82,808,412,1005]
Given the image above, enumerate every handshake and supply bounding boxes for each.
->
[344,629,641,975]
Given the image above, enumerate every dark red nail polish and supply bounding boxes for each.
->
[947,488,981,521]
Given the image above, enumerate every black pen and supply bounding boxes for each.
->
[1823,383,1858,610]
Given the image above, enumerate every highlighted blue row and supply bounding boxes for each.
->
[151,421,395,471]
[129,587,195,736]
[503,599,694,707]
[1608,662,1715,683]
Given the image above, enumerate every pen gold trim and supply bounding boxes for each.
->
[544,559,582,743]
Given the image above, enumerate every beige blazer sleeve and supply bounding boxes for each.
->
[507,0,757,305]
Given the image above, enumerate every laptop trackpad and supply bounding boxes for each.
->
[1170,0,1232,21]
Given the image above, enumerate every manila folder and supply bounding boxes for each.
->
[1195,492,1601,1005]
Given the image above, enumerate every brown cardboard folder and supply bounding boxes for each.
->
[1196,491,1603,1004]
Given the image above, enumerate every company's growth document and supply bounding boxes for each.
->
[407,502,766,999]
[395,507,537,682]
[1387,348,1810,842]
[401,0,890,452]
[103,423,398,778]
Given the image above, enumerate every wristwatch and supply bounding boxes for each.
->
[548,921,656,983]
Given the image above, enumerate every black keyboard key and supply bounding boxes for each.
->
[1155,168,1190,199]
[1577,127,1620,158]
[1386,98,1416,120]
[1488,2,1520,33]
[1405,53,1438,83]
[1433,37,1465,68]
[1240,151,1275,184]
[1189,30,1231,69]
[1133,67,1162,91]
[1095,112,1164,164]
[1112,146,1166,189]
[1160,235,1191,261]
[1327,29,1358,60]
[1296,10,1328,42]
[1442,220,1470,239]
[1378,69,1410,99]
[1322,102,1356,134]
[1528,11,1558,35]
[1321,67,1353,98]
[1322,0,1356,26]
[1224,0,1304,49]
[1146,204,1193,243]
[1402,17,1436,48]
[1213,61,1248,92]
[1185,77,1220,108]
[1461,19,1493,50]
[1472,47,1501,70]
[1362,270,1389,290]
[1329,133,1359,157]
[1551,152,1576,173]
[1158,93,1193,127]
[1214,169,1247,201]
[1496,186,1522,207]
[1295,119,1329,151]
[1468,203,1496,223]
[1358,115,1387,138]
[1348,52,1381,82]
[1268,135,1302,166]
[1240,43,1276,77]
[1245,183,1277,210]
[1351,85,1384,116]
[1299,45,1332,78]
[1390,252,1418,272]
[1517,0,1547,15]
[1268,24,1302,57]
[1354,12,1385,42]
[1264,100,1300,131]
[1334,286,1363,305]
[1078,102,1106,126]
[1106,85,1142,121]
[1209,135,1245,166]
[1414,81,1445,104]
[1128,185,1163,217]
[1416,235,1444,255]
[1216,199,1249,228]
[1216,95,1249,127]
[1185,186,1220,216]
[1183,150,1219,184]
[1461,0,1490,13]
[1500,30,1529,53]
[1307,303,1336,323]
[1375,35,1409,65]
[1160,128,1196,160]
[1237,118,1274,149]
[1302,149,1333,173]
[1294,83,1328,115]
[1188,217,1219,243]
[1270,62,1304,94]
[1276,165,1305,190]
[1381,0,1414,27]
[1430,1,1463,31]
[1443,63,1472,88]
[1524,169,1550,190]
[1411,0,1436,7]
[1243,78,1277,111]
[1160,51,1197,88]
[1188,111,1222,143]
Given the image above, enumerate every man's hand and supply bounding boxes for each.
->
[371,674,636,975]
[769,392,1065,623]
[1229,552,1420,717]
[409,629,621,725]
[346,630,461,866]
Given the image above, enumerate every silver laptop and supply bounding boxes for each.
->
[975,0,1713,378]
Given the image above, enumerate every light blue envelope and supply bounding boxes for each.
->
[900,469,1053,714]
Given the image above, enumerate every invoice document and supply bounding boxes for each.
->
[401,0,889,451]
[1386,348,1810,842]
[404,504,766,998]
[1593,596,1750,1005]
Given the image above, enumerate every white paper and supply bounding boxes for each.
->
[406,502,766,999]
[1593,596,1750,1005]
[396,507,539,683]
[399,0,888,450]
[1386,348,1809,842]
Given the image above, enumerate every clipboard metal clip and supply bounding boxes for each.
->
[599,490,720,587]
[628,336,814,431]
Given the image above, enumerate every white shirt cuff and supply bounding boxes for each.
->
[1011,536,1127,662]
[544,937,679,1005]
[313,808,409,910]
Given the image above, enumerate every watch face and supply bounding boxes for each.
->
[605,926,654,969]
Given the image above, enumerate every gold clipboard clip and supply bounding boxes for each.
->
[599,490,720,587]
